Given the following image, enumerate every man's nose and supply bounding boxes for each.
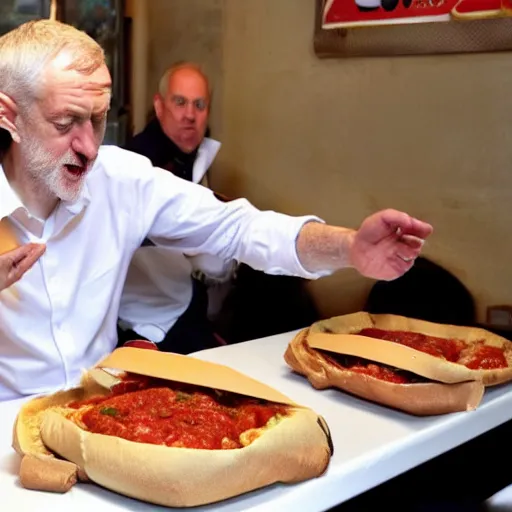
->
[72,121,99,161]
[184,102,196,121]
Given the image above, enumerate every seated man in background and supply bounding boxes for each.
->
[118,62,319,353]
[118,61,235,353]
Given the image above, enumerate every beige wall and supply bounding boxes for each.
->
[143,0,512,323]
[125,0,149,133]
[140,0,224,136]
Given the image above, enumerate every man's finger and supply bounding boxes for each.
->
[395,217,433,240]
[8,243,45,264]
[382,209,433,240]
[405,217,434,239]
[397,233,425,250]
[6,243,46,287]
[394,244,419,262]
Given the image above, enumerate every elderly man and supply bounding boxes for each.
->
[123,62,215,184]
[117,62,233,353]
[0,19,432,403]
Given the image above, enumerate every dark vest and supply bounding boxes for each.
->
[124,118,198,182]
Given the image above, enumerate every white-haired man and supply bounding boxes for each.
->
[0,19,432,403]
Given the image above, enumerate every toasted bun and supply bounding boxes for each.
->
[19,454,79,493]
[12,371,112,458]
[14,371,332,507]
[41,407,330,507]
[309,312,512,386]
[284,329,485,416]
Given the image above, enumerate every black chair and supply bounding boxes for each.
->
[365,256,476,327]
[214,263,320,344]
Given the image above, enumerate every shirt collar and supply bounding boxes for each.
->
[192,137,221,183]
[197,137,221,164]
[0,164,25,219]
[142,119,221,173]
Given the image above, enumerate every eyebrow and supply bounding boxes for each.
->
[96,86,113,96]
[48,107,109,120]
[48,109,81,119]
[171,94,207,100]
[83,83,112,93]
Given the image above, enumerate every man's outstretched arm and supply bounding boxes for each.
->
[296,209,433,281]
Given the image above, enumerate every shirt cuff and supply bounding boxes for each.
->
[132,324,166,343]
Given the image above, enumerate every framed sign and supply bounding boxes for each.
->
[323,0,512,28]
[314,0,512,57]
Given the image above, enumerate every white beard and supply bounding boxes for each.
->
[15,114,93,203]
[22,139,87,202]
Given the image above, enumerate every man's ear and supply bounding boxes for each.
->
[0,92,20,143]
[153,93,164,121]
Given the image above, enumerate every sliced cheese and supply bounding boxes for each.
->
[97,347,300,407]
[307,332,479,384]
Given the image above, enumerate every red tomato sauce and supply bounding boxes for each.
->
[461,343,508,370]
[357,328,508,370]
[358,328,465,362]
[322,352,425,384]
[68,378,288,450]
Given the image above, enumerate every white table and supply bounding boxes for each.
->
[487,486,512,511]
[2,329,512,512]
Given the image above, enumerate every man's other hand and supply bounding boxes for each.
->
[0,243,46,291]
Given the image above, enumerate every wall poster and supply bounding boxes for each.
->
[314,0,512,57]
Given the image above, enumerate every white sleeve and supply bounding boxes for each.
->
[131,158,331,280]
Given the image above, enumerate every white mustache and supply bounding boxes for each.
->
[63,161,88,169]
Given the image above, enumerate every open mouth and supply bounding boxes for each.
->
[64,164,87,178]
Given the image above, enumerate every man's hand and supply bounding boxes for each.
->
[296,209,433,281]
[349,209,433,281]
[0,243,46,291]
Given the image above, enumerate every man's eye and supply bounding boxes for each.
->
[194,99,207,111]
[54,122,72,133]
[172,96,186,107]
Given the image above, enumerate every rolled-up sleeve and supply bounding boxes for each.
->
[135,162,331,281]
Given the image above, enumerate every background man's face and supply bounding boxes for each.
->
[155,68,209,154]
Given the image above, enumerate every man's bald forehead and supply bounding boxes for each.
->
[168,67,208,91]
[158,63,211,99]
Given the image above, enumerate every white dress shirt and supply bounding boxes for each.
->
[118,137,234,342]
[0,145,328,401]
